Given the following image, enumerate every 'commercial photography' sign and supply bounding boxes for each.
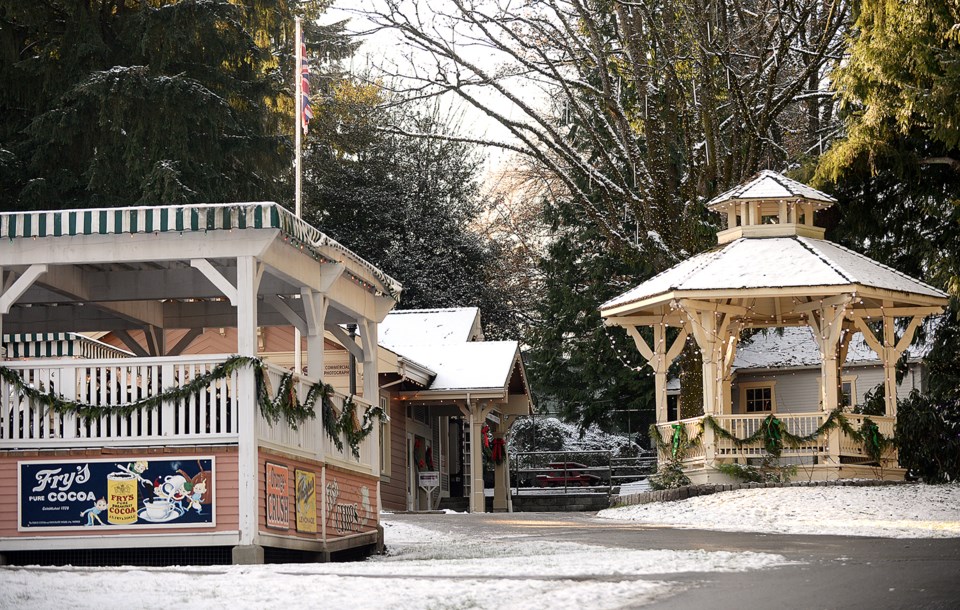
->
[19,456,215,531]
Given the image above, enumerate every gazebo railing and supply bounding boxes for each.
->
[656,412,897,466]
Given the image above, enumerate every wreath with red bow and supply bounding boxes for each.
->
[481,425,507,465]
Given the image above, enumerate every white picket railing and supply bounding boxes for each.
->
[0,355,240,448]
[1,356,379,473]
[256,362,323,458]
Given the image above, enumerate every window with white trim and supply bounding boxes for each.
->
[742,383,775,413]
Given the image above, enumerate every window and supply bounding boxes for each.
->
[379,395,391,477]
[841,376,858,408]
[742,384,775,413]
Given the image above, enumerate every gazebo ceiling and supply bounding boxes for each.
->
[601,235,948,321]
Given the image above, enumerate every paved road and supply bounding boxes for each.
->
[385,511,960,609]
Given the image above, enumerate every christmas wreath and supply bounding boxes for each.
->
[481,425,507,465]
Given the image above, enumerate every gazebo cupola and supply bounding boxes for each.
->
[709,170,836,244]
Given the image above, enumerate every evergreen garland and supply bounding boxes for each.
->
[0,356,386,457]
[650,409,893,463]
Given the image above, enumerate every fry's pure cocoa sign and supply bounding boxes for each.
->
[19,457,215,531]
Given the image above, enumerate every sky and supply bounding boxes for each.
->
[2,484,958,609]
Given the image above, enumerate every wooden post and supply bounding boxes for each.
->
[359,319,380,471]
[492,428,510,512]
[468,401,485,513]
[233,255,263,564]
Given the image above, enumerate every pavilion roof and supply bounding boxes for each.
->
[601,236,947,314]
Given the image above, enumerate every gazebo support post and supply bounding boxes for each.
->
[808,299,850,470]
[853,310,924,418]
[492,428,510,512]
[624,322,687,423]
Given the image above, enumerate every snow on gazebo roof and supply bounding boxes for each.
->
[706,170,835,209]
[601,236,947,312]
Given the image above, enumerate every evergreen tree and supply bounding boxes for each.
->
[526,196,656,433]
[814,0,960,402]
[302,101,515,338]
[0,0,352,209]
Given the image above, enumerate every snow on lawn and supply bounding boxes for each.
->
[0,518,788,610]
[600,483,960,538]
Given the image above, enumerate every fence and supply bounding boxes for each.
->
[511,449,656,496]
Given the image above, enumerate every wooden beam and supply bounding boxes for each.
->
[605,314,683,327]
[263,294,306,334]
[895,316,923,355]
[624,326,654,362]
[853,306,945,318]
[325,323,363,361]
[0,264,47,314]
[677,298,748,316]
[112,329,149,357]
[665,327,689,363]
[190,258,238,305]
[852,317,884,356]
[792,293,853,314]
[167,328,203,357]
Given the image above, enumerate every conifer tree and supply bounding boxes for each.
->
[0,0,352,209]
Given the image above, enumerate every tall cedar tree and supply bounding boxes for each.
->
[0,0,353,209]
[814,0,960,402]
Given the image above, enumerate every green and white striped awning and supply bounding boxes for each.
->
[2,333,133,359]
[0,203,401,301]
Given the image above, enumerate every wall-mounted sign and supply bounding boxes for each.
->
[19,457,215,531]
[295,469,317,533]
[265,462,290,529]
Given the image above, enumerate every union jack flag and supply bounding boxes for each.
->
[299,42,313,134]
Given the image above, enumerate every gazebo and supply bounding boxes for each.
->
[601,171,949,482]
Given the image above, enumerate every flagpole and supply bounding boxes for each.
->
[294,16,303,375]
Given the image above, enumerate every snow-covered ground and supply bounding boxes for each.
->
[601,483,960,538]
[3,484,958,609]
[0,517,787,609]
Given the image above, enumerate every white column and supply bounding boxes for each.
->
[234,256,262,563]
[468,402,486,513]
[359,319,380,472]
[492,427,510,512]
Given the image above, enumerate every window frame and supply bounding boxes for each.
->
[740,382,776,414]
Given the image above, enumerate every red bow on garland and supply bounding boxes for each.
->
[480,425,491,449]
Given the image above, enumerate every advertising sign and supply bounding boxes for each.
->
[295,469,317,533]
[19,457,215,531]
[265,462,290,529]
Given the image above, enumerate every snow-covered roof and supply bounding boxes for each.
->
[601,236,947,312]
[706,170,835,209]
[379,308,482,351]
[732,326,932,370]
[388,341,521,391]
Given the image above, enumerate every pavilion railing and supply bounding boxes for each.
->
[0,355,240,449]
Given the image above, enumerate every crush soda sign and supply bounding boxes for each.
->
[265,462,289,529]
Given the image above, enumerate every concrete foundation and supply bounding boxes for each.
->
[231,544,265,565]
